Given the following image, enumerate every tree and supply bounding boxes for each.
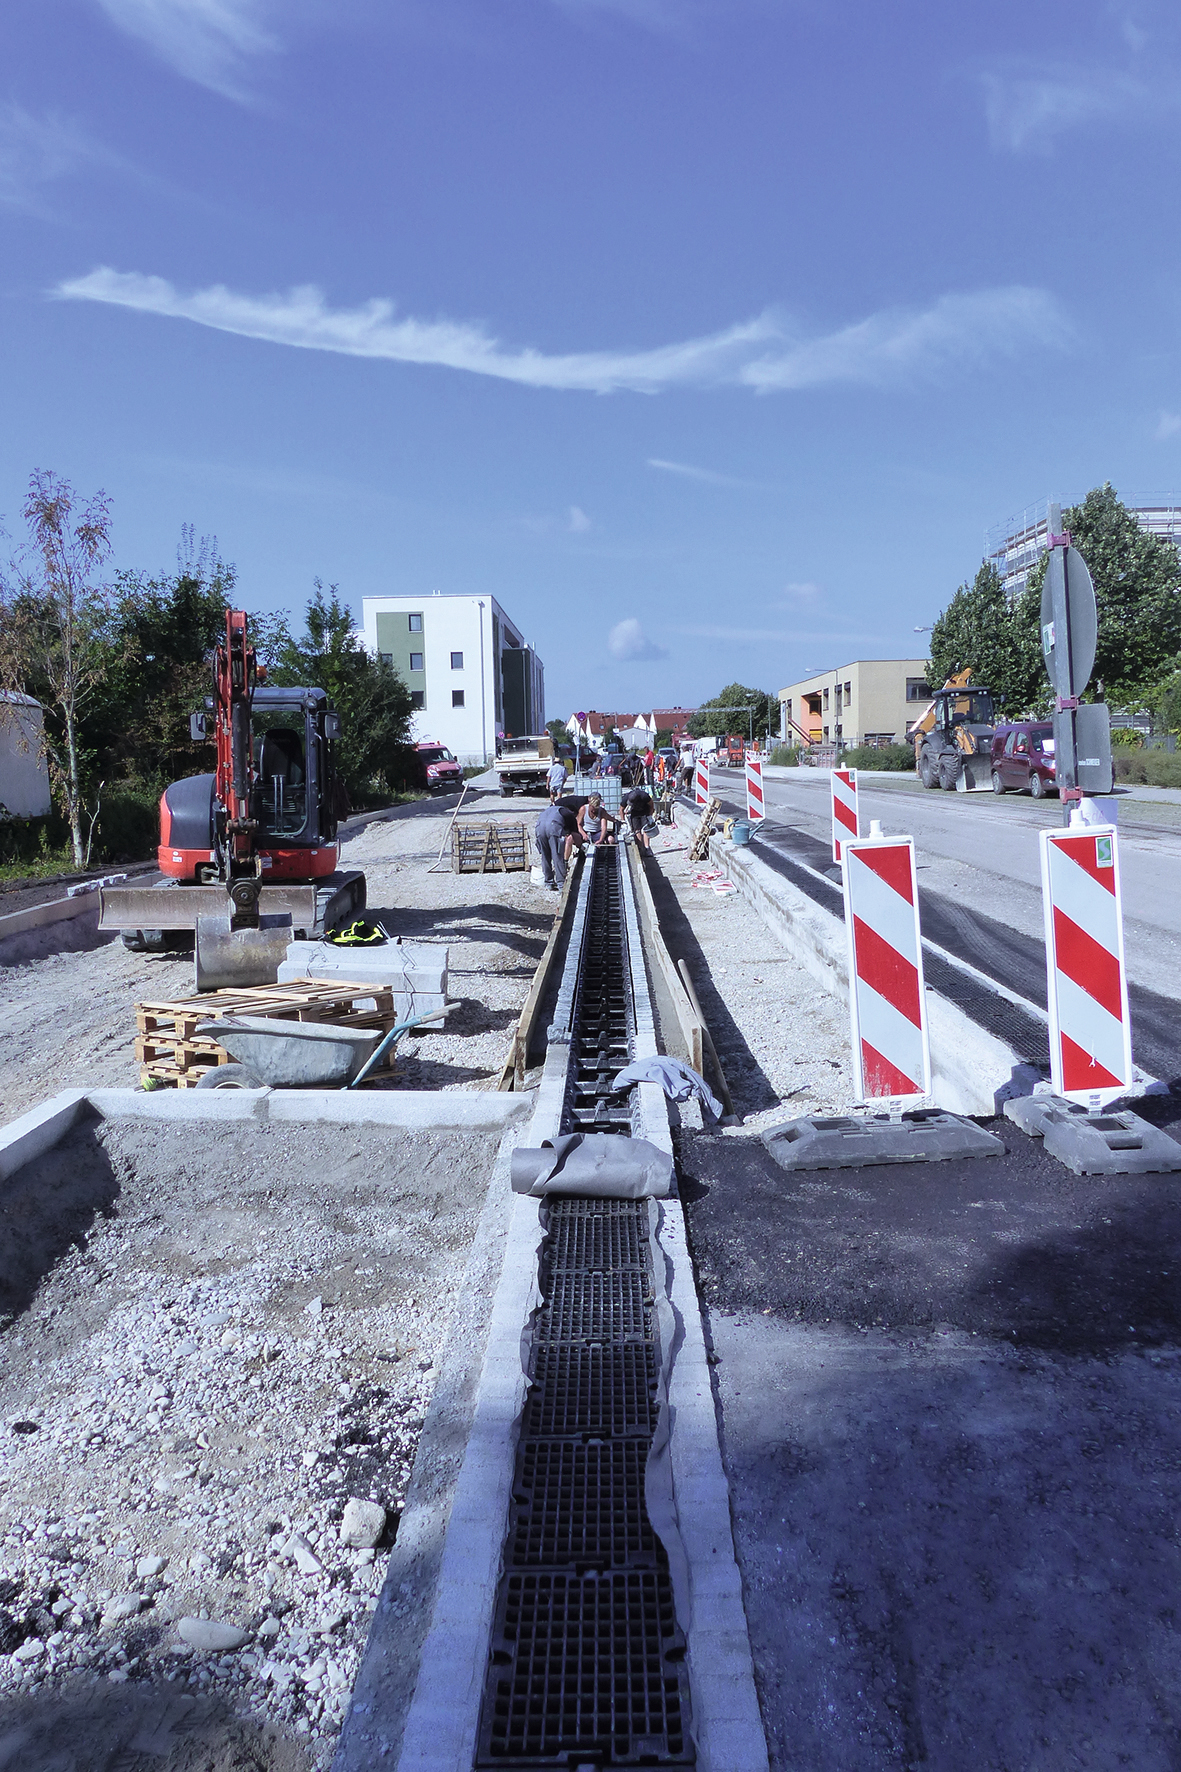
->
[84,528,236,791]
[688,683,778,741]
[0,472,115,865]
[1153,659,1181,734]
[545,718,568,747]
[268,582,413,801]
[927,560,1043,716]
[1027,484,1181,707]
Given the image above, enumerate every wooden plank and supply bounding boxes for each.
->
[509,855,581,1086]
[676,958,736,1119]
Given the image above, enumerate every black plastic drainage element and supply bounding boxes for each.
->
[476,851,695,1768]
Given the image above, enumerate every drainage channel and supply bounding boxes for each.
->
[475,844,695,1768]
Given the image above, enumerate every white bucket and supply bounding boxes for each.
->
[530,864,545,886]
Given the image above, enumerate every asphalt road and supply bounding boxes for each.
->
[704,767,1181,1087]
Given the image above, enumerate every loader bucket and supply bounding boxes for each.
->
[194,911,293,992]
[955,755,993,793]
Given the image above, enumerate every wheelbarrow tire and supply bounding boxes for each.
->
[196,1062,266,1090]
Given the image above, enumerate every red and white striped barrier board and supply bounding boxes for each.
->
[841,834,930,1104]
[831,767,859,863]
[745,756,765,822]
[1039,826,1132,1106]
[695,757,710,806]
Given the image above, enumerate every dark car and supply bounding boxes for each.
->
[990,722,1057,798]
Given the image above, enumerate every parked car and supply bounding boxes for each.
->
[990,722,1057,798]
[413,742,464,794]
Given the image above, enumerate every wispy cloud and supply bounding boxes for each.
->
[1156,410,1181,440]
[778,581,821,605]
[567,505,592,532]
[681,624,880,645]
[983,65,1181,152]
[96,0,279,100]
[56,268,1072,397]
[0,106,111,214]
[609,618,668,661]
[647,457,761,487]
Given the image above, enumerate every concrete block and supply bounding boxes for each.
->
[0,1089,91,1180]
[277,938,447,995]
[1005,1093,1181,1175]
[763,1109,1004,1170]
[83,1087,532,1132]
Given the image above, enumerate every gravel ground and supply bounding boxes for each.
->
[645,827,853,1129]
[0,788,555,1122]
[0,1117,494,1772]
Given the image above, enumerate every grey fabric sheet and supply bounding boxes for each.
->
[510,1133,674,1198]
[611,1055,723,1120]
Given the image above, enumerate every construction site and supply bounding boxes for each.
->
[3,605,1181,1772]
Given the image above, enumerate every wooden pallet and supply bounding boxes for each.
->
[689,797,722,862]
[134,979,402,1089]
[451,821,528,874]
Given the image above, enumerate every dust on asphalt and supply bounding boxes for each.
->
[682,1109,1181,1770]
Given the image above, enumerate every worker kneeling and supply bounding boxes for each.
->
[534,800,578,892]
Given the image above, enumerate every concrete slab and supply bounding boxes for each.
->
[0,1089,91,1181]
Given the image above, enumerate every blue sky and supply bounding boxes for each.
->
[3,0,1181,718]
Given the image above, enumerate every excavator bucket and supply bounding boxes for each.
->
[955,755,993,792]
[194,911,294,992]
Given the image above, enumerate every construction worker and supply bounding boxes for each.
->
[534,801,577,890]
[577,792,615,848]
[546,755,567,800]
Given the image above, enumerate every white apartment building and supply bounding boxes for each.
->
[360,592,544,765]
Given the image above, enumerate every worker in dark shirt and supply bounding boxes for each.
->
[534,801,577,890]
[621,785,655,850]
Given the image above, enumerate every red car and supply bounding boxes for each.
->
[990,722,1057,798]
[414,742,464,794]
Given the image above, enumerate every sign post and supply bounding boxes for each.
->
[1041,505,1113,823]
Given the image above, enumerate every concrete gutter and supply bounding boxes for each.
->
[696,820,1028,1117]
[0,894,100,940]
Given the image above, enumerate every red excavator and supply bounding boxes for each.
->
[99,610,366,988]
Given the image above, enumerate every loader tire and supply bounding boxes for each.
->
[938,756,960,790]
[919,753,939,790]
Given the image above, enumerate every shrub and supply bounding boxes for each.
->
[840,743,915,772]
[92,788,161,861]
[1114,751,1181,788]
[768,745,798,766]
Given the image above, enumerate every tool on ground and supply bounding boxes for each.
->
[831,765,859,862]
[688,796,721,862]
[910,668,996,792]
[427,780,473,872]
[99,609,364,986]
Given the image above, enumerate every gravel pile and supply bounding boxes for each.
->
[0,1117,495,1769]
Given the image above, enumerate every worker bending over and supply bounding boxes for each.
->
[534,801,578,891]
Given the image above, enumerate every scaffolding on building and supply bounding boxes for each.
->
[985,492,1181,603]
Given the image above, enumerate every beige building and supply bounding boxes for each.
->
[778,659,931,748]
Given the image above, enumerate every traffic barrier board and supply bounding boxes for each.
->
[841,834,930,1104]
[694,757,709,807]
[831,767,859,862]
[745,756,765,822]
[1039,825,1132,1106]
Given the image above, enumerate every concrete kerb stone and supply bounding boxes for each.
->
[694,816,1028,1118]
[0,1089,91,1181]
[84,1087,533,1132]
[0,894,101,941]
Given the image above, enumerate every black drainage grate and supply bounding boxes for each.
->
[509,1438,663,1569]
[476,849,695,1768]
[479,1570,692,1767]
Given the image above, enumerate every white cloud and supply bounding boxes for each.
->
[568,505,592,532]
[56,268,1072,398]
[983,65,1181,152]
[779,581,821,604]
[647,457,759,487]
[0,106,106,213]
[740,288,1069,390]
[608,618,668,661]
[96,0,279,99]
[1156,411,1181,440]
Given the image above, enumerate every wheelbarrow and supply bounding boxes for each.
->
[193,1005,449,1089]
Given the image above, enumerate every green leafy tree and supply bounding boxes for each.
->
[927,560,1043,716]
[688,683,778,741]
[268,581,413,801]
[0,472,115,865]
[1153,659,1181,734]
[1027,484,1181,706]
[545,718,569,747]
[84,528,235,792]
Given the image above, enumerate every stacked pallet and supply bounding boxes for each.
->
[135,979,401,1089]
[452,820,529,873]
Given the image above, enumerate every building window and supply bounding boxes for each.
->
[450,651,464,670]
[823,725,829,740]
[906,677,931,701]
[409,652,424,672]
[843,682,851,706]
[452,690,465,708]
[823,688,829,711]
[379,652,392,667]
[410,690,425,710]
[408,613,423,633]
